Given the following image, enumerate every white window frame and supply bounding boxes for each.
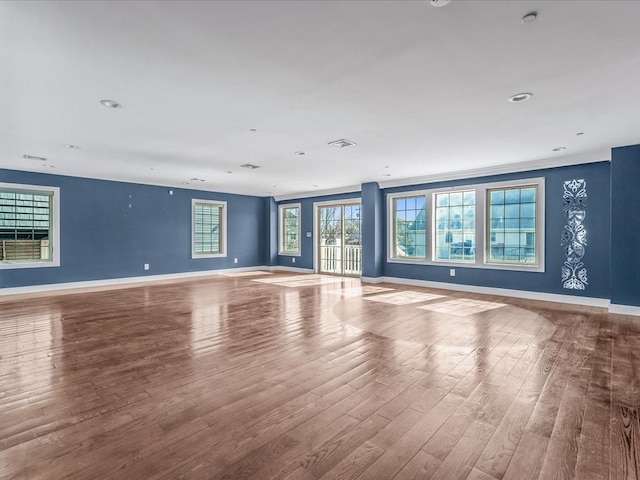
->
[192,199,227,259]
[278,203,301,256]
[390,194,427,260]
[0,182,60,270]
[432,188,477,264]
[387,177,545,272]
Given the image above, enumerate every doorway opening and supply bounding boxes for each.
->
[317,203,362,276]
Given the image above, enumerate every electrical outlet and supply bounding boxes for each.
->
[306,232,311,238]
[292,258,296,263]
[144,264,150,271]
[449,268,455,277]
[234,258,238,264]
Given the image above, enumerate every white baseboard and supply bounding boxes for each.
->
[269,265,315,274]
[360,276,384,284]
[608,303,640,316]
[0,266,267,297]
[363,275,611,309]
[4,269,637,317]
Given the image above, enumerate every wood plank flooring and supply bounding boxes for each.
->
[1,272,639,479]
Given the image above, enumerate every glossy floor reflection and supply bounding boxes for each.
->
[1,273,639,479]
[417,298,507,316]
[363,290,446,305]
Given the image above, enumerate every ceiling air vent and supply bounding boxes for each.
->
[23,154,48,161]
[328,139,356,148]
[240,163,260,169]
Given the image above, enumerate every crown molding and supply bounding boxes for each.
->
[378,150,610,190]
[274,184,361,202]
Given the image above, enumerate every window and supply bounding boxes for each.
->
[192,199,227,258]
[487,185,537,264]
[434,190,475,262]
[388,177,544,271]
[393,195,426,259]
[0,183,60,269]
[279,203,301,255]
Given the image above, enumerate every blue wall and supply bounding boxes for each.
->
[274,162,611,300]
[610,145,640,306]
[361,182,384,278]
[1,158,622,305]
[1,169,266,288]
[277,191,361,270]
[264,196,278,267]
[382,161,611,298]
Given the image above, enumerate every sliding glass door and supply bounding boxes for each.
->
[318,203,361,276]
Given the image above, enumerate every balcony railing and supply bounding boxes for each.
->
[320,245,361,275]
[1,239,49,261]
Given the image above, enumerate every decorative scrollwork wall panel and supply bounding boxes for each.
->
[561,179,588,290]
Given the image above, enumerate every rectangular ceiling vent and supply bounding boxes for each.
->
[240,163,260,169]
[23,154,48,161]
[328,139,356,148]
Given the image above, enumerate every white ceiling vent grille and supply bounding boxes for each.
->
[328,139,356,148]
[240,163,260,169]
[23,154,48,161]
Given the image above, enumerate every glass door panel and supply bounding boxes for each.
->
[343,204,362,276]
[319,206,342,274]
[318,203,361,276]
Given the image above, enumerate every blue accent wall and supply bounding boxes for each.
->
[1,169,266,288]
[361,182,384,278]
[1,156,626,306]
[264,196,278,267]
[383,161,611,299]
[610,145,640,306]
[277,191,361,270]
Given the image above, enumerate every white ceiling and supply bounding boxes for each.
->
[2,0,640,199]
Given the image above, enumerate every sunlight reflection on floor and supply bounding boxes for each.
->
[418,298,506,316]
[364,291,446,305]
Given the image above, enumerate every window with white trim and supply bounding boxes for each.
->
[279,203,301,255]
[0,182,60,269]
[392,196,426,259]
[388,177,544,271]
[434,190,476,262]
[487,185,538,265]
[192,199,227,258]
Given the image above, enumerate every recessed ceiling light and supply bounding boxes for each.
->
[181,182,190,185]
[272,185,277,188]
[552,147,567,152]
[383,173,391,177]
[64,144,79,149]
[224,170,232,174]
[250,128,257,132]
[295,151,307,156]
[508,92,533,103]
[576,132,584,136]
[23,154,47,161]
[385,166,389,169]
[312,184,319,187]
[42,164,56,168]
[190,177,206,182]
[100,99,122,109]
[240,163,260,169]
[430,0,451,6]
[521,11,537,24]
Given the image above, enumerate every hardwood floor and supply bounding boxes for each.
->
[1,272,639,479]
